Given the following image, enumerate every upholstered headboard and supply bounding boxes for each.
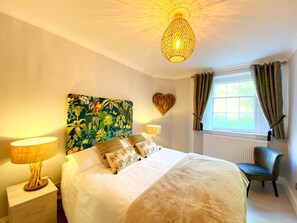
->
[66,94,133,155]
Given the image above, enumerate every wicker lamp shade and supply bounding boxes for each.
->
[145,125,162,135]
[11,137,57,164]
[10,137,57,191]
[145,125,161,142]
[161,17,195,63]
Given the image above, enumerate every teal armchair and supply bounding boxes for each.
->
[236,146,284,197]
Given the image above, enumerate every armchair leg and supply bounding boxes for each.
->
[262,181,265,187]
[247,181,251,197]
[272,181,279,197]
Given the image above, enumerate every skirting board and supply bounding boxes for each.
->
[0,216,8,223]
[279,177,297,215]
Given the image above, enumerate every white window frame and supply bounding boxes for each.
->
[211,76,257,133]
[211,95,256,133]
[202,71,270,139]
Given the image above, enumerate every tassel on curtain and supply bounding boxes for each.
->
[193,72,214,131]
[250,61,285,140]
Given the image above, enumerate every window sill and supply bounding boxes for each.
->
[201,130,267,141]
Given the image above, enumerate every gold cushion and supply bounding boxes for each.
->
[95,138,123,160]
[135,140,159,158]
[127,134,146,146]
[106,146,139,174]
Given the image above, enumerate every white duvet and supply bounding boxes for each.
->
[61,147,188,223]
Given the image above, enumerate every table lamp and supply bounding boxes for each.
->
[10,137,57,191]
[145,125,161,142]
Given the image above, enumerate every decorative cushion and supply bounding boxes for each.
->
[237,163,271,176]
[95,138,124,160]
[135,140,159,158]
[106,146,139,174]
[127,134,147,146]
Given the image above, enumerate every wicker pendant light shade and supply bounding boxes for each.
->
[161,15,195,63]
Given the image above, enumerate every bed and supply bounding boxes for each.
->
[61,145,248,223]
[62,94,248,222]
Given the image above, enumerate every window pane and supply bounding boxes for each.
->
[213,113,225,128]
[239,81,254,96]
[226,113,239,128]
[214,84,226,97]
[227,83,239,96]
[226,98,239,112]
[206,73,268,134]
[214,98,225,112]
[240,98,254,113]
[240,114,254,129]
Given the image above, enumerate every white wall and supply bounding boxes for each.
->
[171,78,192,152]
[152,78,194,153]
[152,78,175,148]
[0,12,155,218]
[287,48,297,200]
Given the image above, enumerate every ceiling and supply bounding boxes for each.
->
[0,0,297,79]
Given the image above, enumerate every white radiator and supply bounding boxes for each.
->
[202,134,268,163]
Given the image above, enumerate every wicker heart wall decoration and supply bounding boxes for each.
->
[152,93,176,116]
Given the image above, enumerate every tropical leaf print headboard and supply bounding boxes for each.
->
[66,94,133,155]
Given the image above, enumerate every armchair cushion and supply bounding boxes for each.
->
[237,163,272,181]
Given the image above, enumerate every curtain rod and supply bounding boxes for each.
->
[191,60,288,78]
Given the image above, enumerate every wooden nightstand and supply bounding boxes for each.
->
[6,177,58,223]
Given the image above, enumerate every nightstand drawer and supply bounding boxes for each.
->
[10,192,57,223]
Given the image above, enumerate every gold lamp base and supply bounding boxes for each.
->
[151,134,156,142]
[24,179,48,191]
[24,162,48,191]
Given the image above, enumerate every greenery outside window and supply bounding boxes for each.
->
[203,72,269,135]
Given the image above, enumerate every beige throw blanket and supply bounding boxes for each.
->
[125,154,248,223]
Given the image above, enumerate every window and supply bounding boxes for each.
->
[213,80,255,131]
[203,72,269,135]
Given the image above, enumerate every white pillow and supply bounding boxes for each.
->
[120,138,133,148]
[65,147,104,174]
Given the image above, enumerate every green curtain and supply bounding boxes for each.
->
[193,72,214,131]
[250,61,285,139]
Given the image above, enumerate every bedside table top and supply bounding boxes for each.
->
[6,177,57,208]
